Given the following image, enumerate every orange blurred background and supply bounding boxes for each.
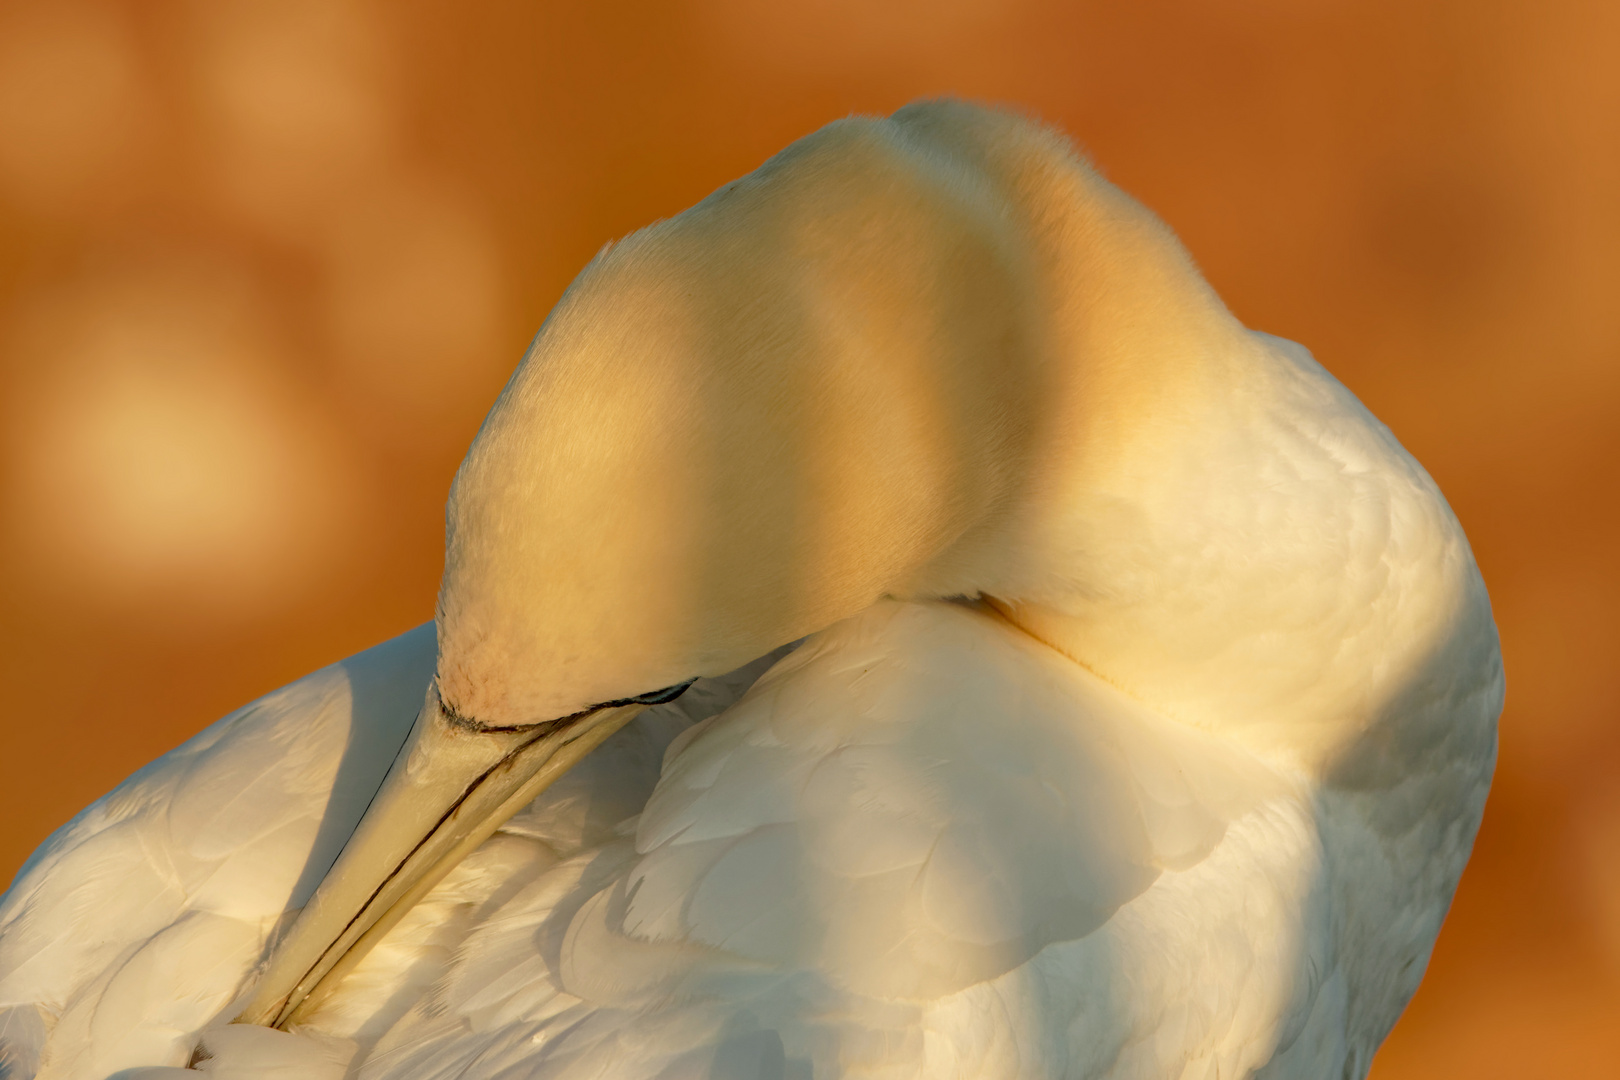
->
[0,1,1615,1074]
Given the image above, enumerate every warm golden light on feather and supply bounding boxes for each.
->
[220,102,1499,1077]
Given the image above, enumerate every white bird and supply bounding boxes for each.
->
[0,100,1501,1080]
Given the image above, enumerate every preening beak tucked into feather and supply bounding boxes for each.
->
[235,102,1094,1025]
[237,681,691,1027]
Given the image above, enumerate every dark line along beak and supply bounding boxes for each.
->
[234,680,692,1029]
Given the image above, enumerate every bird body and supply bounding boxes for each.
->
[0,101,1500,1079]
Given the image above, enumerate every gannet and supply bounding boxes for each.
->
[0,100,1501,1080]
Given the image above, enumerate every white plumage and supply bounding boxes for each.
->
[0,101,1500,1079]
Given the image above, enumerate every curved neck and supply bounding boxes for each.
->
[984,331,1492,772]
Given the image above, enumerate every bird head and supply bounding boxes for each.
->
[233,99,1241,1028]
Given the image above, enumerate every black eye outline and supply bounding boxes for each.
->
[438,679,696,735]
[598,680,696,708]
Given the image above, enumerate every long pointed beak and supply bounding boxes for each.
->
[234,687,657,1029]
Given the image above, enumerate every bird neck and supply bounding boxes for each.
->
[973,329,1493,775]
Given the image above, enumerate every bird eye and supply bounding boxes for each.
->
[593,679,696,709]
